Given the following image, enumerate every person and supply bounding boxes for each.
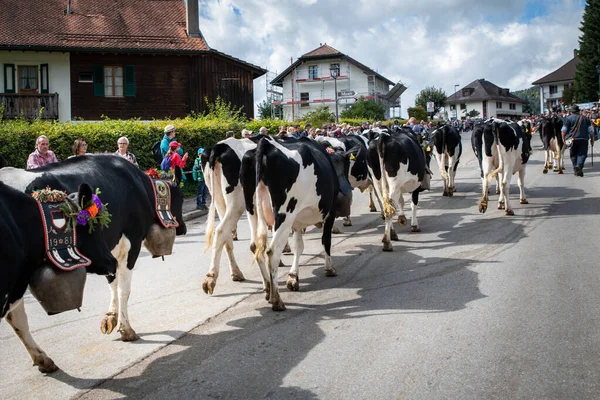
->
[164,141,188,171]
[561,105,595,177]
[27,135,58,170]
[113,136,139,167]
[259,126,268,136]
[307,128,317,139]
[226,131,235,138]
[70,137,88,157]
[299,124,310,138]
[160,124,183,158]
[193,147,209,211]
[241,129,253,138]
[278,125,286,136]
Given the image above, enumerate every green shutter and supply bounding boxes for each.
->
[93,64,104,96]
[124,65,135,97]
[4,64,15,93]
[40,64,49,93]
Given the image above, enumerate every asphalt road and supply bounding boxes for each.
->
[2,132,600,399]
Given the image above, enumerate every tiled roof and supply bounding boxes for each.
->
[446,79,525,103]
[0,0,209,53]
[271,43,395,86]
[532,55,580,85]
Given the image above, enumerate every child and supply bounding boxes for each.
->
[193,148,209,210]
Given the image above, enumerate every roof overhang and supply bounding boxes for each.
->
[384,82,407,101]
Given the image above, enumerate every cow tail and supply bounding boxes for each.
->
[253,139,272,264]
[204,162,221,251]
[440,128,448,180]
[486,123,504,183]
[377,134,396,220]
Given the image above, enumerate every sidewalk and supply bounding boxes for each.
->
[182,196,208,221]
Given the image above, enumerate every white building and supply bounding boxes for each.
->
[445,79,527,120]
[532,52,579,114]
[270,44,406,121]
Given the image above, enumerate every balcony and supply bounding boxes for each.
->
[1,93,59,120]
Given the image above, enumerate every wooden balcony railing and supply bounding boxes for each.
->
[1,93,59,120]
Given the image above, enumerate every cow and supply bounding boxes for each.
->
[473,119,531,215]
[538,116,565,174]
[241,136,352,311]
[201,136,266,296]
[0,155,186,349]
[364,127,428,252]
[429,125,462,196]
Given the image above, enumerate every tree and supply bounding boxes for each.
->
[575,0,600,102]
[257,100,282,120]
[466,109,480,118]
[407,106,428,121]
[512,87,540,115]
[414,86,447,115]
[340,97,386,121]
[300,106,335,127]
[562,84,576,105]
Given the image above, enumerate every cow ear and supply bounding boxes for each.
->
[78,183,94,208]
[173,166,183,186]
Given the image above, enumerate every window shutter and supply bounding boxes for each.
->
[40,64,49,93]
[93,64,104,96]
[4,64,15,93]
[124,65,135,97]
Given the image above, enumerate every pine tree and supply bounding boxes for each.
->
[575,0,600,102]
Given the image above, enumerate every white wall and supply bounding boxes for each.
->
[0,51,71,121]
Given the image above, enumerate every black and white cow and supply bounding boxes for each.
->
[201,136,265,295]
[473,119,531,215]
[365,127,428,252]
[429,125,462,196]
[538,116,565,174]
[0,156,186,346]
[241,136,351,311]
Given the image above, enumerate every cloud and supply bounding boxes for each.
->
[196,0,585,118]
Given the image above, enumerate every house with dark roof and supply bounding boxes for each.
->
[270,44,406,121]
[445,79,527,120]
[532,51,579,113]
[0,0,265,121]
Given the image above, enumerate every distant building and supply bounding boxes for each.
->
[532,51,579,113]
[445,79,527,120]
[270,43,406,121]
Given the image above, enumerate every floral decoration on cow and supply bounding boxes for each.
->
[31,186,68,203]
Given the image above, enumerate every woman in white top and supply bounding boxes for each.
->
[113,136,139,167]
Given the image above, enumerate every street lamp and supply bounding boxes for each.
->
[596,64,600,99]
[330,64,340,123]
[454,84,459,120]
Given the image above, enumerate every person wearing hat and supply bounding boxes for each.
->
[160,124,184,158]
[561,104,595,177]
[164,141,188,172]
[192,147,209,211]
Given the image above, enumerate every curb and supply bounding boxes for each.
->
[182,208,208,222]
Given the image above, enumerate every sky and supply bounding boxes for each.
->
[196,0,586,118]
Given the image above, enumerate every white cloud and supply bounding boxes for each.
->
[196,0,584,118]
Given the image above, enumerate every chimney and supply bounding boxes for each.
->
[186,0,200,37]
[574,49,579,58]
[66,0,72,14]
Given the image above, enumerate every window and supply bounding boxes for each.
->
[308,65,318,80]
[3,64,15,93]
[460,103,466,110]
[104,66,123,97]
[40,64,49,93]
[450,104,456,110]
[509,103,516,110]
[78,72,93,83]
[330,63,340,76]
[300,92,309,107]
[496,102,502,109]
[18,66,38,93]
[549,85,558,94]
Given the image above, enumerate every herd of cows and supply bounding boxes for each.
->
[0,116,561,373]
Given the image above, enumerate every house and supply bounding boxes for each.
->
[270,44,406,121]
[0,0,265,122]
[445,79,527,120]
[532,51,579,114]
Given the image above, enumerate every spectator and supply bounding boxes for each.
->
[160,124,183,158]
[316,128,324,136]
[113,136,138,167]
[193,147,209,211]
[165,141,188,171]
[70,137,88,157]
[259,126,268,136]
[241,129,252,138]
[561,104,595,177]
[278,125,286,136]
[307,128,317,139]
[287,126,295,137]
[226,131,235,138]
[27,135,58,170]
[299,124,310,138]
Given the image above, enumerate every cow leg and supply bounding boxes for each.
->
[343,216,352,226]
[6,300,58,373]
[479,174,489,214]
[410,190,421,232]
[382,215,394,252]
[448,156,457,196]
[267,220,295,311]
[321,213,337,276]
[518,169,528,204]
[368,191,377,212]
[101,276,119,335]
[497,172,505,210]
[543,150,549,173]
[231,225,238,241]
[396,195,407,226]
[286,230,304,291]
[502,167,514,216]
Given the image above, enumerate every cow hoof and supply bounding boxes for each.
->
[263,283,271,301]
[100,313,118,335]
[520,199,529,204]
[325,267,337,277]
[497,202,505,210]
[390,229,399,241]
[558,170,564,175]
[505,209,515,216]
[314,222,323,229]
[478,203,487,213]
[231,271,245,282]
[382,240,393,252]
[250,243,256,253]
[120,329,140,342]
[442,190,449,197]
[448,190,454,197]
[369,206,377,212]
[343,219,352,227]
[411,225,421,232]
[35,356,59,373]
[495,188,500,195]
[271,300,286,311]
[332,225,341,234]
[202,277,216,295]
[232,234,238,241]
[543,168,548,174]
[286,273,300,291]
[283,243,292,253]
[398,215,407,226]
